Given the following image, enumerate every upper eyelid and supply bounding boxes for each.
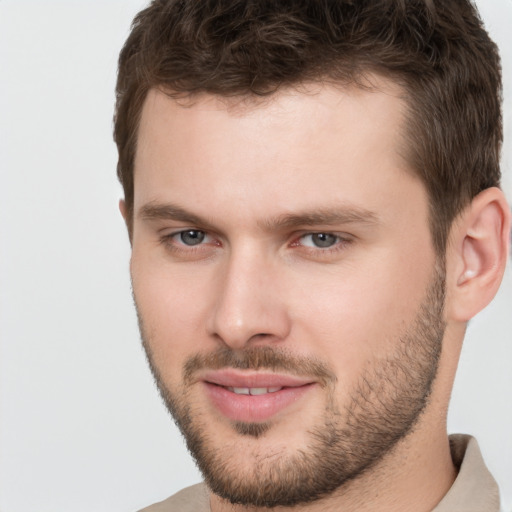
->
[300,232,341,238]
[161,227,213,239]
[168,229,212,241]
[296,230,352,241]
[164,229,349,238]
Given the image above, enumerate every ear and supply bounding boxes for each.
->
[119,199,133,244]
[446,187,511,322]
[119,199,128,221]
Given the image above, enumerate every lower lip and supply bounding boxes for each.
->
[203,382,314,423]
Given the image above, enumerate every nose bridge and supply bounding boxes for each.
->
[208,241,289,349]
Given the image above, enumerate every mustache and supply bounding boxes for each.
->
[183,346,336,386]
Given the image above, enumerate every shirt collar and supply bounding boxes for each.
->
[433,434,500,512]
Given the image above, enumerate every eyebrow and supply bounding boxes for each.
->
[138,201,380,231]
[139,202,219,232]
[259,207,380,231]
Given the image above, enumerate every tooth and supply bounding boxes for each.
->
[249,388,268,395]
[227,386,284,395]
[232,387,250,395]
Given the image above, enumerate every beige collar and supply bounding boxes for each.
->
[433,434,500,512]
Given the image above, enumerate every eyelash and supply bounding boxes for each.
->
[293,233,348,250]
[159,229,352,257]
[160,230,219,255]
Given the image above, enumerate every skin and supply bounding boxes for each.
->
[124,81,510,512]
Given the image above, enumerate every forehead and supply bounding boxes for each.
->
[136,79,408,155]
[133,80,424,233]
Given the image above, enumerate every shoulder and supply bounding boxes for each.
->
[137,483,209,512]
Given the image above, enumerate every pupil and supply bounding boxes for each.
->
[180,230,205,246]
[313,233,336,248]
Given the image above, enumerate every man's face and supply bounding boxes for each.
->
[130,83,445,507]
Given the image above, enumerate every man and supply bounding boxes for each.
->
[114,1,511,510]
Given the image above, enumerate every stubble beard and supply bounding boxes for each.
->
[136,262,446,508]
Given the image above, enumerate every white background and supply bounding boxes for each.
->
[0,1,511,511]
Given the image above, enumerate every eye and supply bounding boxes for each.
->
[159,228,220,260]
[299,233,340,248]
[175,229,208,246]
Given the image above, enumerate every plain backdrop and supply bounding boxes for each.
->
[0,1,511,511]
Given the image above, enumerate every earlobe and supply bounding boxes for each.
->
[448,187,510,322]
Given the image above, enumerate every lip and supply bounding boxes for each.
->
[201,369,313,388]
[201,369,316,423]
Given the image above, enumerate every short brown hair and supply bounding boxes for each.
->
[114,0,502,253]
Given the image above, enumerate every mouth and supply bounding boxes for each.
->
[225,386,283,395]
[200,370,316,423]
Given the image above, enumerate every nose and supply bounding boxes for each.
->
[206,245,291,350]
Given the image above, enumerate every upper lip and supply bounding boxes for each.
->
[200,369,314,389]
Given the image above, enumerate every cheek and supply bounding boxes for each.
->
[289,251,433,382]
[131,254,214,377]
